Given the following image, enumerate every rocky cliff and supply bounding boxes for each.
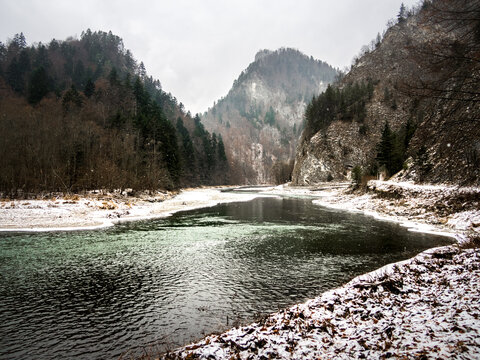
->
[293,0,480,186]
[202,48,337,184]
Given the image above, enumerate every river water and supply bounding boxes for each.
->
[0,195,451,359]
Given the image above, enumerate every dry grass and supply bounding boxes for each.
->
[64,193,80,201]
[99,201,117,210]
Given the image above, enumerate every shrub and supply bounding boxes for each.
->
[352,165,362,185]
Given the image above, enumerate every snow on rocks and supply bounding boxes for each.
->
[163,246,480,359]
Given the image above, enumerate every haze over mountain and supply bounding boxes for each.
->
[202,48,337,184]
[0,1,419,114]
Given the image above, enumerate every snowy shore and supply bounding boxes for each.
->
[262,180,480,240]
[0,188,265,232]
[159,181,480,359]
[164,245,480,359]
[2,181,479,358]
[3,180,476,237]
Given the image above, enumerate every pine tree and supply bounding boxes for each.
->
[72,59,85,88]
[28,66,49,104]
[62,85,83,110]
[398,3,407,23]
[376,121,406,177]
[209,133,218,170]
[84,78,95,98]
[176,117,195,167]
[377,122,395,175]
[0,41,6,63]
[108,67,118,85]
[217,134,227,162]
[193,114,206,137]
[352,165,363,185]
[10,33,27,52]
[6,51,30,94]
[133,76,149,114]
[6,57,22,92]
[16,33,27,49]
[139,61,146,78]
[375,33,382,48]
[33,44,50,69]
[157,112,180,184]
[264,106,276,126]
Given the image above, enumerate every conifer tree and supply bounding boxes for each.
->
[109,67,118,85]
[176,117,195,167]
[28,66,49,104]
[377,121,395,175]
[376,121,405,177]
[84,78,95,98]
[0,41,6,62]
[72,59,85,88]
[6,57,21,92]
[217,134,227,162]
[398,3,407,23]
[33,44,50,69]
[62,85,83,110]
[375,33,382,48]
[10,33,27,52]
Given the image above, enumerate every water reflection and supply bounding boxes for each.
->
[0,196,451,359]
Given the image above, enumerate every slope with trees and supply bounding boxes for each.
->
[293,0,480,185]
[201,48,337,184]
[0,30,229,195]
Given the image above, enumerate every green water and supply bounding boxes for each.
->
[0,196,452,359]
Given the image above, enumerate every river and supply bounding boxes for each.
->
[0,195,452,359]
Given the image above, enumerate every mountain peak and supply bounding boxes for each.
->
[202,49,337,184]
[254,49,274,62]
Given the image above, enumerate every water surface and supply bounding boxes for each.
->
[0,196,451,359]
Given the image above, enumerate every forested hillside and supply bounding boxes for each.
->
[202,48,337,184]
[293,0,480,185]
[0,30,229,195]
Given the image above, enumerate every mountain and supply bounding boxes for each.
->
[0,30,228,195]
[201,48,337,184]
[293,0,480,186]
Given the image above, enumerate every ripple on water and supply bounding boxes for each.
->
[0,197,452,359]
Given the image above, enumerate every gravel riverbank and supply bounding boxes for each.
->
[0,188,264,232]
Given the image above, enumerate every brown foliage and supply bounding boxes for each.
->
[0,86,168,195]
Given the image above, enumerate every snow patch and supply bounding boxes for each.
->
[0,189,266,232]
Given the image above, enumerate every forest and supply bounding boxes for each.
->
[0,30,229,195]
[303,80,375,140]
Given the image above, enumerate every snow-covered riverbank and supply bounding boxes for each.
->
[2,181,479,359]
[4,180,476,237]
[158,181,480,359]
[164,245,480,359]
[263,180,480,240]
[0,188,265,232]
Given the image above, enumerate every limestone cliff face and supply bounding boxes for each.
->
[202,48,337,184]
[293,0,480,186]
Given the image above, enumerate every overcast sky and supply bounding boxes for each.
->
[1,0,419,114]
